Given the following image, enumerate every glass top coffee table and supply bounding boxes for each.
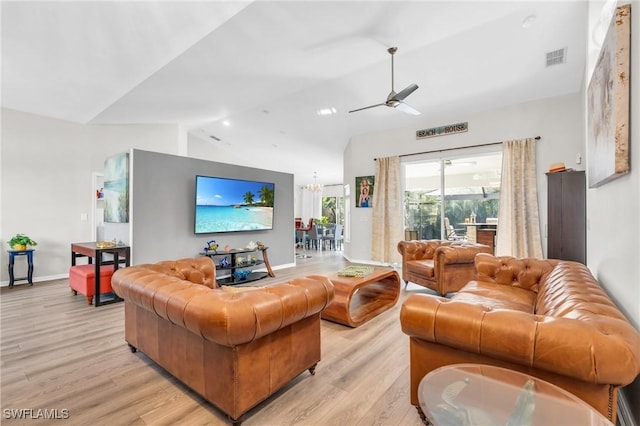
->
[418,364,612,426]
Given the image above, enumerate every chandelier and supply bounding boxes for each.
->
[305,172,323,192]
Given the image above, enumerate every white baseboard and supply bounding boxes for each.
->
[1,273,68,287]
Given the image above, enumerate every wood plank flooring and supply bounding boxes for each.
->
[1,250,431,425]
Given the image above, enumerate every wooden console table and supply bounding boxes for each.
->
[71,242,130,307]
[462,223,497,253]
[322,267,400,327]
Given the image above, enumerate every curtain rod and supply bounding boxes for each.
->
[374,136,541,160]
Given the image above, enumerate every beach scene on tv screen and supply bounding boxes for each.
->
[195,176,274,233]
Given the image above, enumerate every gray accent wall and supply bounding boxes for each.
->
[129,149,294,268]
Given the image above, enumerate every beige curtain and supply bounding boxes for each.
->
[372,156,403,264]
[495,138,543,258]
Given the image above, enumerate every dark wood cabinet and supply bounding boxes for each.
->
[546,170,586,264]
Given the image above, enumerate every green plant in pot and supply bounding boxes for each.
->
[8,234,37,251]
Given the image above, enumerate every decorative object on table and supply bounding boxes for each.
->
[469,212,476,224]
[96,240,117,249]
[204,239,218,254]
[431,378,496,426]
[506,379,536,426]
[104,152,130,223]
[355,176,374,208]
[233,269,251,280]
[7,234,38,251]
[236,256,244,266]
[337,265,374,278]
[224,244,231,252]
[218,257,230,268]
[256,241,266,250]
[248,255,257,265]
[246,241,257,250]
[587,4,630,188]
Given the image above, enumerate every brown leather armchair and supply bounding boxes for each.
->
[397,239,492,295]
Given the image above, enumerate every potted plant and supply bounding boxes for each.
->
[7,234,37,251]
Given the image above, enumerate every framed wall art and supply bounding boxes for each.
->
[587,4,631,188]
[104,152,130,223]
[356,176,374,208]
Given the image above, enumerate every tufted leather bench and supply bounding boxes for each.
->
[111,257,334,425]
[400,253,640,423]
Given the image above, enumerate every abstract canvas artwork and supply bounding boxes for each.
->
[587,4,631,188]
[104,152,130,223]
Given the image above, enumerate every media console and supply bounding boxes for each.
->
[201,246,274,285]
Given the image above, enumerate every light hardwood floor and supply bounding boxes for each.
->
[1,250,431,426]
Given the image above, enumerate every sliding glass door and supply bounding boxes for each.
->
[403,151,502,241]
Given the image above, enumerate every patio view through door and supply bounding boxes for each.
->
[403,151,502,241]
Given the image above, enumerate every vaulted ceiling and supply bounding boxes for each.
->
[1,1,587,186]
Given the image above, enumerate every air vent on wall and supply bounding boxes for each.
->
[209,135,221,141]
[546,48,566,67]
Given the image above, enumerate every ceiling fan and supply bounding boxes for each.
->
[349,47,420,115]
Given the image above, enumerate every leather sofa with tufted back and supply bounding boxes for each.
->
[111,257,334,425]
[400,253,640,423]
[397,239,492,295]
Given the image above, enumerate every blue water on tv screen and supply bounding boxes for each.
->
[195,175,275,234]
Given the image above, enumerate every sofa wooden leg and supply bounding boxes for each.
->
[228,414,244,426]
[128,344,137,353]
[308,363,317,375]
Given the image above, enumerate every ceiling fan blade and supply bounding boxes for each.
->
[393,83,419,101]
[348,103,386,113]
[394,101,421,115]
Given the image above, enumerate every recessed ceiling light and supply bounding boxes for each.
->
[222,120,230,126]
[522,14,537,29]
[317,107,337,116]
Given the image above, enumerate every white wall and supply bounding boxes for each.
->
[343,93,584,264]
[0,108,182,284]
[586,1,639,330]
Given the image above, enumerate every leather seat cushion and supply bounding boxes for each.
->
[405,259,435,278]
[452,280,535,313]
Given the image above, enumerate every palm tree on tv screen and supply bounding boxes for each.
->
[259,186,274,207]
[243,191,255,205]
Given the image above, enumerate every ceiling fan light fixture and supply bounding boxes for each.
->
[349,46,420,115]
[317,107,337,116]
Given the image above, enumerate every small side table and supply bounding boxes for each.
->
[7,249,35,288]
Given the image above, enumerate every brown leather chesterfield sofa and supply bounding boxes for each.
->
[397,239,492,295]
[111,257,334,425]
[400,253,640,423]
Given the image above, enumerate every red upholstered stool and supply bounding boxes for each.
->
[69,264,115,305]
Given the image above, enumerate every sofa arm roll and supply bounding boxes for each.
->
[400,293,640,386]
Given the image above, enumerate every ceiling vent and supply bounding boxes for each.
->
[546,48,566,67]
[209,135,221,142]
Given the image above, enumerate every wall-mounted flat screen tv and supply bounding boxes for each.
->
[195,175,275,234]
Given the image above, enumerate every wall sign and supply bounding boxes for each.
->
[416,122,468,139]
